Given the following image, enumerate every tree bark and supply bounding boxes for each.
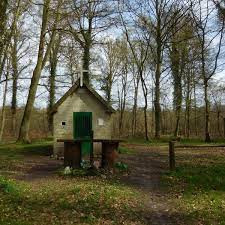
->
[82,14,92,84]
[194,81,198,136]
[155,70,161,138]
[48,59,56,135]
[184,71,191,138]
[0,0,21,81]
[0,68,8,142]
[140,71,149,141]
[172,56,182,137]
[217,110,221,137]
[186,86,191,138]
[132,76,140,137]
[118,63,128,137]
[83,42,90,84]
[0,0,8,69]
[48,34,61,135]
[154,10,162,139]
[118,88,126,137]
[204,79,211,142]
[0,51,7,82]
[11,32,19,135]
[223,118,225,138]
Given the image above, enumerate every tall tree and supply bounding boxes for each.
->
[0,58,9,141]
[11,29,19,134]
[131,62,140,137]
[65,0,115,84]
[97,40,121,104]
[10,8,30,135]
[0,0,8,76]
[48,33,61,135]
[18,0,62,142]
[116,40,131,136]
[168,14,194,137]
[120,0,189,138]
[191,0,224,142]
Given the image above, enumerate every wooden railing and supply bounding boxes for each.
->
[168,141,225,171]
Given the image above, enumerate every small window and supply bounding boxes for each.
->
[62,121,66,126]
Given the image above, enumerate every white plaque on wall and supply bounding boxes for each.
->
[98,118,104,126]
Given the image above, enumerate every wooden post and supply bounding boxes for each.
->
[64,142,81,169]
[90,131,94,167]
[223,118,225,138]
[169,141,176,171]
[101,141,119,169]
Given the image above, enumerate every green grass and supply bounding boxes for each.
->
[117,146,135,154]
[0,176,146,225]
[179,137,225,145]
[0,142,53,175]
[164,149,225,225]
[0,142,53,156]
[125,136,170,146]
[125,136,225,147]
[4,139,225,224]
[0,142,148,225]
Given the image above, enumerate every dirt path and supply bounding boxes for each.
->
[11,144,184,224]
[119,144,184,225]
[14,156,63,181]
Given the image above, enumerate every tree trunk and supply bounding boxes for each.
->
[0,51,7,82]
[1,0,21,81]
[132,77,139,137]
[154,0,162,139]
[139,70,149,141]
[186,93,191,138]
[173,77,182,137]
[48,60,56,135]
[105,74,113,104]
[118,93,126,137]
[151,83,154,136]
[143,104,148,141]
[185,73,191,138]
[223,118,225,138]
[118,64,128,137]
[83,44,90,84]
[155,38,162,138]
[217,110,221,137]
[11,32,19,136]
[171,48,182,137]
[18,0,54,143]
[0,0,8,70]
[155,72,161,138]
[106,83,112,104]
[204,79,211,142]
[194,82,198,136]
[18,61,43,142]
[82,18,92,84]
[48,34,61,135]
[0,70,8,142]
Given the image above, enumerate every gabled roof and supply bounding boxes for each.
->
[49,79,115,115]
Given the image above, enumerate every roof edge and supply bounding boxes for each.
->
[49,79,116,115]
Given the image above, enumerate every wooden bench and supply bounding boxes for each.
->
[57,139,121,169]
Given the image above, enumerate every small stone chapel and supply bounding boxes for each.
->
[49,79,115,156]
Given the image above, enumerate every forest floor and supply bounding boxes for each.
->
[0,140,225,224]
[119,142,225,225]
[118,144,182,225]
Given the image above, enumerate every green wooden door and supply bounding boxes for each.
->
[73,112,93,156]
